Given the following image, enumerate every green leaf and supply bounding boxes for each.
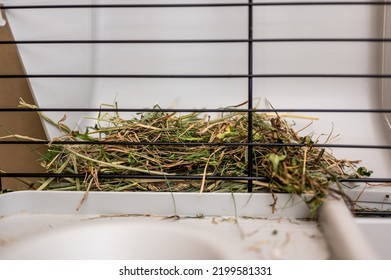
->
[268,153,287,173]
[41,146,62,162]
[357,167,373,177]
[71,130,94,141]
[302,135,314,146]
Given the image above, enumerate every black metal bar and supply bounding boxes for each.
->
[2,74,391,79]
[0,173,268,181]
[2,2,391,10]
[3,38,391,44]
[319,144,391,149]
[340,178,391,183]
[0,39,244,44]
[1,108,391,113]
[0,3,246,9]
[247,0,253,192]
[1,172,391,183]
[253,1,391,6]
[0,74,248,79]
[0,140,390,150]
[354,211,391,217]
[252,74,391,78]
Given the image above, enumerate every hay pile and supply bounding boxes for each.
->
[20,100,371,214]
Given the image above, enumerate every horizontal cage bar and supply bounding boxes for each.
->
[1,172,390,183]
[2,38,391,44]
[0,140,390,150]
[1,108,390,113]
[2,74,391,79]
[2,2,391,10]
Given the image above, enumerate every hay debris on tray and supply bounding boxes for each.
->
[18,99,372,215]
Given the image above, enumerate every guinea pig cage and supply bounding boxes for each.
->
[0,0,390,260]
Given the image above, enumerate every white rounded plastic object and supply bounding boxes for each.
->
[0,222,235,260]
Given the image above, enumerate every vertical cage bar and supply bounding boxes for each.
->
[247,0,254,192]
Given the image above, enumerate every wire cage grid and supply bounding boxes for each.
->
[0,1,390,205]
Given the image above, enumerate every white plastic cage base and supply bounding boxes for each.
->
[0,191,330,260]
[0,191,382,260]
[355,218,391,259]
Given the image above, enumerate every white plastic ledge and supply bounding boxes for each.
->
[0,191,311,218]
[0,191,380,259]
